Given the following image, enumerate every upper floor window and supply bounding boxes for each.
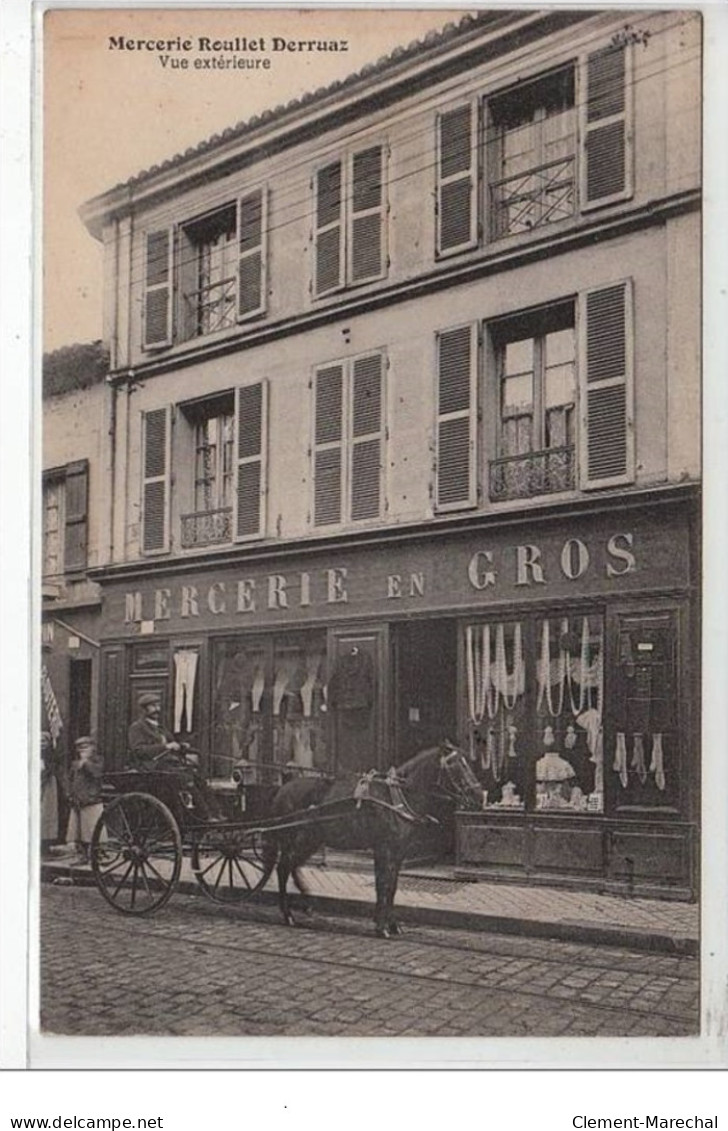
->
[142,189,268,350]
[42,462,89,576]
[313,145,387,297]
[490,303,576,500]
[434,280,634,510]
[436,43,632,257]
[312,352,385,526]
[141,384,268,555]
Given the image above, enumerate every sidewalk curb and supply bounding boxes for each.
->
[41,865,698,957]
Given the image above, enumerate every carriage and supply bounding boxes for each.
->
[89,744,484,937]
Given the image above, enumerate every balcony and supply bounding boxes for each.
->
[184,276,236,338]
[489,446,575,502]
[489,156,575,240]
[181,507,233,549]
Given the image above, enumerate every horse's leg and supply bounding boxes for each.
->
[291,866,313,916]
[277,850,296,927]
[373,844,398,939]
[387,853,405,936]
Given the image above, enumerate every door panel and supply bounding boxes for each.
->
[328,626,388,773]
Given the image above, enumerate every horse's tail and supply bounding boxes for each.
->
[255,833,280,889]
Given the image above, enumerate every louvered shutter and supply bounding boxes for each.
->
[581,44,632,208]
[143,228,173,348]
[234,381,267,540]
[237,188,267,319]
[314,161,344,295]
[350,354,384,521]
[64,460,88,571]
[579,280,634,488]
[436,324,477,509]
[350,146,385,283]
[436,103,478,256]
[141,407,170,553]
[313,364,344,525]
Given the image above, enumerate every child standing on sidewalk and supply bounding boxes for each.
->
[66,736,104,864]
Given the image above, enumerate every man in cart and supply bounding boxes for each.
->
[128,693,221,821]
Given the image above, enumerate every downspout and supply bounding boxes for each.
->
[107,215,120,563]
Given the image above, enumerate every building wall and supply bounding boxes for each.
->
[100,11,700,374]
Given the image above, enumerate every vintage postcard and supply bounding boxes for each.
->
[14,0,726,1069]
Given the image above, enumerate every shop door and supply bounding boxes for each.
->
[328,626,389,774]
[68,658,92,748]
[394,620,457,763]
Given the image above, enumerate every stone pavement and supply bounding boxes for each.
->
[41,850,698,955]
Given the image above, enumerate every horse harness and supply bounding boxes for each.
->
[352,744,477,824]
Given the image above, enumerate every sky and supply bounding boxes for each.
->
[43,6,469,352]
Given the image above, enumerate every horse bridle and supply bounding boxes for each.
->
[436,743,482,808]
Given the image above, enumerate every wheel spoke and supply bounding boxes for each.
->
[108,859,135,902]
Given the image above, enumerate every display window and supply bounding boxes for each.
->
[211,632,328,779]
[464,610,605,814]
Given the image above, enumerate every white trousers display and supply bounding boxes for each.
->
[174,650,199,732]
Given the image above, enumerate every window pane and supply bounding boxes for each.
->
[545,327,574,366]
[502,372,533,414]
[545,363,575,409]
[504,338,534,378]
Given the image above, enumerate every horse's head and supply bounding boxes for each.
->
[436,741,484,811]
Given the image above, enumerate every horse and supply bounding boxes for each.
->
[258,741,484,939]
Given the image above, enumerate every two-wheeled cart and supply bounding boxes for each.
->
[89,765,347,916]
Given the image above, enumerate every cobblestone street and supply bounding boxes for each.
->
[40,884,699,1038]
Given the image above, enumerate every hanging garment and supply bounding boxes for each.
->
[613,732,628,788]
[300,652,322,717]
[506,725,518,759]
[631,733,648,784]
[251,665,265,713]
[293,722,314,768]
[650,733,666,791]
[273,657,298,716]
[173,650,198,732]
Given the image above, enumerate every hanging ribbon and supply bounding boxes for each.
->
[613,732,628,788]
[537,619,566,716]
[483,727,495,772]
[41,664,63,747]
[631,733,647,784]
[497,623,523,711]
[650,733,666,791]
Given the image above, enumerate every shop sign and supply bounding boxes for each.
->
[107,520,689,635]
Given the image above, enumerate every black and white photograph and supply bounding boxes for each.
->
[4,0,726,1076]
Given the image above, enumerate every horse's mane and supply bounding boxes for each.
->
[396,744,443,785]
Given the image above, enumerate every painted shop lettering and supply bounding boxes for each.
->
[122,533,637,624]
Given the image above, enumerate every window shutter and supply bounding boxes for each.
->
[579,280,634,488]
[64,460,88,571]
[141,408,170,553]
[143,228,173,349]
[581,44,632,208]
[436,103,478,256]
[234,381,267,540]
[237,188,267,319]
[313,364,344,525]
[350,146,385,283]
[350,353,383,521]
[436,324,477,509]
[314,161,344,296]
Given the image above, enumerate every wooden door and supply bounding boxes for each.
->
[328,625,389,773]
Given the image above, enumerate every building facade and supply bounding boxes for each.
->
[42,343,109,831]
[79,10,701,897]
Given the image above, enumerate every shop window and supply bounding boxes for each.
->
[612,612,679,810]
[142,189,267,350]
[312,352,385,527]
[435,44,632,258]
[42,461,88,576]
[489,303,576,501]
[211,634,329,780]
[465,612,604,814]
[313,144,387,296]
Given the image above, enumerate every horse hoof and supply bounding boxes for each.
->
[375,926,391,940]
[389,922,403,936]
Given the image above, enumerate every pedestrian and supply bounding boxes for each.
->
[66,735,104,864]
[40,731,61,857]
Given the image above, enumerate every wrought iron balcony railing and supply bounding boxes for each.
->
[489,445,575,502]
[183,275,236,337]
[181,507,233,549]
[490,156,575,239]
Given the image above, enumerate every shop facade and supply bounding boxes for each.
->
[94,486,698,900]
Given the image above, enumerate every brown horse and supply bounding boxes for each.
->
[259,742,483,938]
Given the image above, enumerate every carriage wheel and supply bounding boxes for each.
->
[90,793,182,916]
[190,827,272,904]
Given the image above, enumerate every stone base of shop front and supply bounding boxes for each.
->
[456,812,697,902]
